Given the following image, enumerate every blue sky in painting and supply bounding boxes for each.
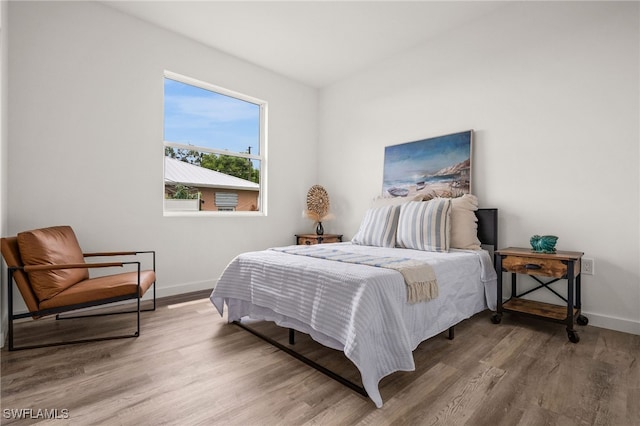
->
[383,131,471,185]
[163,78,260,155]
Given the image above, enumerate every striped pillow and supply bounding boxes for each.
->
[396,199,452,252]
[351,204,401,247]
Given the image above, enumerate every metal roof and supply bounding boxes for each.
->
[164,157,259,191]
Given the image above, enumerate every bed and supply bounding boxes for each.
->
[210,197,498,408]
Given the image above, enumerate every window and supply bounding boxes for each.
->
[163,71,267,215]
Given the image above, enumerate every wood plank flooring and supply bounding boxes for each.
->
[2,291,638,425]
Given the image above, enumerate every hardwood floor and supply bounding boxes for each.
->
[2,291,638,425]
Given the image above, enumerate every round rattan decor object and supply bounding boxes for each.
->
[305,185,330,223]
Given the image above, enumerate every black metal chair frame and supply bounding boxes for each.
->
[6,251,156,351]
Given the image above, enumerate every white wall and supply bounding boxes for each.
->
[7,1,318,309]
[319,2,640,334]
[0,0,9,343]
[5,1,639,338]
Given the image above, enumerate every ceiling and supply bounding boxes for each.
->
[104,1,506,88]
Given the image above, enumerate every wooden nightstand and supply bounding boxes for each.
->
[492,247,588,343]
[295,234,343,245]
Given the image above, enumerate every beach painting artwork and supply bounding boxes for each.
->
[382,130,472,198]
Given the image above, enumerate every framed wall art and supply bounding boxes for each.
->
[382,130,473,198]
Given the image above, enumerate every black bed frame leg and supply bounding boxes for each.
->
[289,328,295,345]
[232,321,367,397]
[448,326,454,340]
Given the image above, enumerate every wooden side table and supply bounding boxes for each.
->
[492,247,588,343]
[295,234,343,245]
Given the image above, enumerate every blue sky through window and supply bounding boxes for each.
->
[164,78,260,155]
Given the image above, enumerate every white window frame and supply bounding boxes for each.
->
[163,71,268,217]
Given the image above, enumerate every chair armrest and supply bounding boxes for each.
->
[23,262,126,272]
[82,251,155,272]
[84,251,138,257]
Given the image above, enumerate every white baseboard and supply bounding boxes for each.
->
[581,310,640,336]
[155,279,215,299]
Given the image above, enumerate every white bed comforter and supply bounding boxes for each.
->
[210,242,497,407]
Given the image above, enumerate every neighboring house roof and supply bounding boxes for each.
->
[164,157,259,191]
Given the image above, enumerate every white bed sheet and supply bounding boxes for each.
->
[210,242,497,407]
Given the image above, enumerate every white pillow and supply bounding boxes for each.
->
[351,204,401,248]
[396,199,451,252]
[370,193,425,209]
[450,194,482,250]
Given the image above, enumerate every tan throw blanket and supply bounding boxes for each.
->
[271,246,438,303]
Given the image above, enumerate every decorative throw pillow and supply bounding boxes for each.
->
[370,193,425,209]
[17,226,89,302]
[351,204,401,248]
[450,194,482,250]
[396,198,451,252]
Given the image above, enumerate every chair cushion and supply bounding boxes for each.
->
[17,226,89,302]
[38,270,156,310]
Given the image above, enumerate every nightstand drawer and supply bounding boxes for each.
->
[295,234,343,245]
[501,255,568,278]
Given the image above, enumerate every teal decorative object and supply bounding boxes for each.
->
[530,235,558,253]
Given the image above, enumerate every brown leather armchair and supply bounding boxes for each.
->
[1,226,156,350]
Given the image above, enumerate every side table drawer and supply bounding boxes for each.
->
[502,255,568,278]
[296,234,342,245]
[298,236,321,245]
